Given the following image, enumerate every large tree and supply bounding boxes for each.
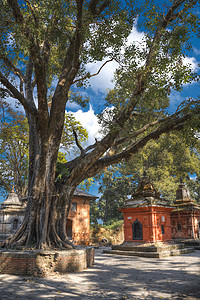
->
[0,0,200,249]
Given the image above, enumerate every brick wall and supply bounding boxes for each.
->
[68,197,91,245]
[121,206,173,243]
[171,210,200,239]
[0,247,94,277]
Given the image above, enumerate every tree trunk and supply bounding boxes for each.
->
[2,119,76,250]
[2,170,76,250]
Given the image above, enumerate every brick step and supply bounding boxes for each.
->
[103,247,194,258]
[112,244,185,253]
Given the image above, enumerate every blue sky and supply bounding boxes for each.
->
[1,6,200,202]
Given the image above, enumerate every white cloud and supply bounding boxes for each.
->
[127,25,145,46]
[72,105,102,146]
[183,56,199,72]
[86,24,145,93]
[86,59,118,92]
[66,101,82,111]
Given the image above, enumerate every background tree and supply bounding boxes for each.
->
[97,168,136,224]
[0,101,29,199]
[0,0,199,250]
[122,131,200,201]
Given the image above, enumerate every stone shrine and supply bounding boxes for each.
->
[0,188,25,238]
[171,182,200,240]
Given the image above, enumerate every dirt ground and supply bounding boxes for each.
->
[0,247,200,300]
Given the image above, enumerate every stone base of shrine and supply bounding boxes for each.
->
[103,242,194,258]
[0,247,94,277]
[173,238,200,250]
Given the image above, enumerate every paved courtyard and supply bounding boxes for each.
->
[0,248,200,300]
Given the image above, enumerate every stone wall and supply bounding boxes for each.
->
[0,212,24,235]
[0,247,94,277]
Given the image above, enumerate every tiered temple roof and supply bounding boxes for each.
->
[124,175,171,208]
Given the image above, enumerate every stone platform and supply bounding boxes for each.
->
[0,247,94,277]
[103,242,194,258]
[173,239,200,250]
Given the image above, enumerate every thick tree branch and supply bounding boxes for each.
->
[0,88,15,98]
[113,104,193,148]
[82,112,193,179]
[24,56,37,110]
[0,72,37,116]
[50,0,111,133]
[0,54,25,82]
[0,54,25,95]
[7,0,39,52]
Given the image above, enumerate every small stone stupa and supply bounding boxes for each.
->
[171,182,200,240]
[0,188,25,236]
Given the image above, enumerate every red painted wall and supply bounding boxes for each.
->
[171,210,200,239]
[120,206,173,243]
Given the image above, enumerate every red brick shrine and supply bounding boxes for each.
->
[171,182,200,240]
[119,176,173,243]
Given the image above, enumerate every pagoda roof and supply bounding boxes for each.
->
[74,188,97,199]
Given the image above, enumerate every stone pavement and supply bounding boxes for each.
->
[0,247,200,300]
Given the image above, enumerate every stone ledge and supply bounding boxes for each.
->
[104,247,194,258]
[0,247,94,276]
[112,244,186,252]
[104,242,195,258]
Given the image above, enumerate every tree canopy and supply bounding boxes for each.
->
[0,0,200,250]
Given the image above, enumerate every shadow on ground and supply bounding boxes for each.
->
[0,249,200,300]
